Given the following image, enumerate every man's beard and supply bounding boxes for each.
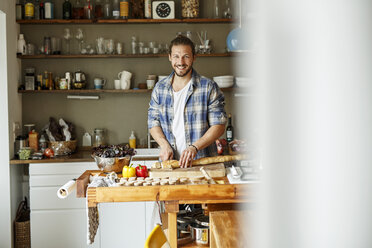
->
[174,64,192,77]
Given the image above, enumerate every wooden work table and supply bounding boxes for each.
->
[77,170,256,248]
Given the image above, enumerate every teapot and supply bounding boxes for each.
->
[118,70,132,90]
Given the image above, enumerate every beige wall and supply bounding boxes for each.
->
[20,18,240,146]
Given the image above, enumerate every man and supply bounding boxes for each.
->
[148,35,227,168]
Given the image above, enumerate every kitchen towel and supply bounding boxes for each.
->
[57,179,76,199]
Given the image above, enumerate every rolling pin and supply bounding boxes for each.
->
[200,167,216,184]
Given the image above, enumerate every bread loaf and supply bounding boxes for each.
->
[161,160,180,169]
[192,154,246,166]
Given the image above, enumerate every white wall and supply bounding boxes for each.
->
[0,0,23,247]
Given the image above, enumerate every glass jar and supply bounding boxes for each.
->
[93,128,106,147]
[182,0,199,18]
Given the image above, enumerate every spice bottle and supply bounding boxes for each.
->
[95,0,103,19]
[48,72,54,90]
[39,134,47,152]
[129,131,136,148]
[24,0,35,19]
[119,0,129,19]
[39,2,45,19]
[144,0,151,18]
[112,0,120,19]
[84,0,93,19]
[29,130,39,152]
[93,128,106,147]
[73,0,84,19]
[103,0,111,19]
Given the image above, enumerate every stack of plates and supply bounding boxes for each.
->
[213,75,234,88]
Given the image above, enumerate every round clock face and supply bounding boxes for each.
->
[156,3,171,18]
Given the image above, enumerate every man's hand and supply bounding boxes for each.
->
[179,145,198,168]
[159,144,174,162]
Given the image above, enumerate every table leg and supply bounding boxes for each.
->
[168,212,177,248]
[165,201,179,248]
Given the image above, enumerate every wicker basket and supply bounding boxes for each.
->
[14,198,30,248]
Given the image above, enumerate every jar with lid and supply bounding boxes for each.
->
[93,128,106,147]
[182,0,199,18]
[25,67,36,90]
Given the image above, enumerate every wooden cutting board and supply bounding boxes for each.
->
[149,163,226,178]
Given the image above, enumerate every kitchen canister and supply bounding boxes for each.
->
[182,0,199,18]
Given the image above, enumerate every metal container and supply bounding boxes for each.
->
[92,155,130,173]
[190,224,209,246]
[14,135,27,158]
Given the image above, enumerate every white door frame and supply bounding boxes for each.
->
[0,10,12,248]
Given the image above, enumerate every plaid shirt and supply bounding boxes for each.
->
[148,69,227,158]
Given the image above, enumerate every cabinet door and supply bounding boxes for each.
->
[30,162,96,175]
[98,202,146,248]
[30,186,86,210]
[31,209,100,248]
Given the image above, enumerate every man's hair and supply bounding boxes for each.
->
[169,35,196,56]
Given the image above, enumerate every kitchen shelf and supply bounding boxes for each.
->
[17,53,233,59]
[16,18,233,25]
[18,88,234,94]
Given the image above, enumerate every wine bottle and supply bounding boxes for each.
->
[226,113,234,143]
[63,0,72,19]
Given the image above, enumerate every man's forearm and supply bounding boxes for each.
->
[192,124,225,151]
[150,126,170,148]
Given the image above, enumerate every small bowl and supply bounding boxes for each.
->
[213,76,234,88]
[92,155,131,173]
[235,77,253,88]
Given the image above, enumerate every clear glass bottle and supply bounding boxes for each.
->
[223,0,232,18]
[131,36,137,54]
[112,0,119,19]
[84,0,93,19]
[213,0,220,18]
[93,128,106,147]
[63,0,72,19]
[103,0,111,19]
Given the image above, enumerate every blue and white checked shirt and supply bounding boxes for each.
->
[148,69,227,158]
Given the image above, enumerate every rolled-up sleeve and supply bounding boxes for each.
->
[148,87,161,129]
[208,82,227,126]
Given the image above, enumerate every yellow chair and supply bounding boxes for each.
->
[144,224,170,248]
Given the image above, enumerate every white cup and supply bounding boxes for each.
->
[114,79,121,89]
[146,79,155,89]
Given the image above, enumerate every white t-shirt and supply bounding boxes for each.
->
[172,80,192,159]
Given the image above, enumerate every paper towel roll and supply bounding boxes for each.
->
[57,179,76,199]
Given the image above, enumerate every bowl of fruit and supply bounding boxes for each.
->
[91,144,136,173]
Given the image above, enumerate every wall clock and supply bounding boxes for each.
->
[152,1,175,19]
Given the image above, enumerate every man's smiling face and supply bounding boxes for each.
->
[169,44,195,77]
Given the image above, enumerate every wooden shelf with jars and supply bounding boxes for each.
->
[17,53,233,59]
[18,88,234,94]
[16,18,234,25]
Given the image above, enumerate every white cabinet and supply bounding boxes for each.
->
[30,158,159,248]
[29,162,99,248]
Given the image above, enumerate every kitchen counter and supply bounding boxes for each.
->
[10,148,159,164]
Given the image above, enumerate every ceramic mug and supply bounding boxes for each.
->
[146,79,155,89]
[114,79,121,89]
[94,78,106,89]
